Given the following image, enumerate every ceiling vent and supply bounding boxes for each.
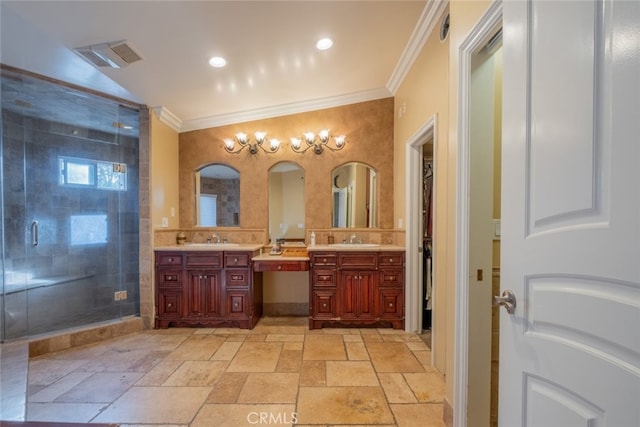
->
[74,40,141,68]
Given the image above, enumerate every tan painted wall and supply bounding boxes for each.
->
[178,98,395,238]
[394,4,450,375]
[393,0,494,416]
[150,112,180,235]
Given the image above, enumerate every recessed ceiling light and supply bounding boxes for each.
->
[316,38,333,50]
[209,56,227,68]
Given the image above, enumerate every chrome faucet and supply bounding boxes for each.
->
[350,233,357,244]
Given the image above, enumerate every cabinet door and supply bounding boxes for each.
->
[340,270,376,320]
[357,271,376,320]
[186,270,222,318]
[201,270,223,317]
[225,290,249,318]
[312,289,337,318]
[157,289,182,319]
[340,271,360,320]
[378,287,403,319]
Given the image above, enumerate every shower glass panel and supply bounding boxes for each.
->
[1,68,140,341]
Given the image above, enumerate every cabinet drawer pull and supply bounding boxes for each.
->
[168,258,173,263]
[277,265,282,270]
[323,258,327,263]
[389,303,393,307]
[167,303,172,307]
[234,302,239,307]
[234,257,239,262]
[322,303,327,308]
[389,258,393,262]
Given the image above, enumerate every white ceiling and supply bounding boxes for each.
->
[1,1,443,133]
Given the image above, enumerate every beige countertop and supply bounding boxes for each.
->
[154,243,264,252]
[155,243,405,253]
[308,244,405,252]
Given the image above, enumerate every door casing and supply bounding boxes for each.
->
[454,2,503,426]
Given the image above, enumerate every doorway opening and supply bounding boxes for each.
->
[405,115,436,357]
[422,139,434,347]
[453,2,503,426]
[468,30,502,427]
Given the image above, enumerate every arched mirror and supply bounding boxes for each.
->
[332,162,378,228]
[194,164,240,227]
[269,162,305,242]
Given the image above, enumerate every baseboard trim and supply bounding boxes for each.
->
[262,303,308,317]
[444,396,454,427]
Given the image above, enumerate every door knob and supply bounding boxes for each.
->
[493,289,516,314]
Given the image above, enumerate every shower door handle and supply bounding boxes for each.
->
[31,220,39,247]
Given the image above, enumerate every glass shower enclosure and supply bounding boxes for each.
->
[1,68,140,341]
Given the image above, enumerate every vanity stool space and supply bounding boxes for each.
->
[308,246,405,330]
[154,246,263,329]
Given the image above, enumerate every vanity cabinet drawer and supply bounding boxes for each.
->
[225,269,250,287]
[338,252,378,269]
[157,253,183,266]
[379,269,403,286]
[185,252,223,268]
[225,253,250,268]
[253,260,309,272]
[311,269,337,287]
[311,253,337,267]
[159,270,182,287]
[378,252,405,267]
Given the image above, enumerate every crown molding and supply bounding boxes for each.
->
[179,87,392,132]
[151,106,182,132]
[387,0,449,95]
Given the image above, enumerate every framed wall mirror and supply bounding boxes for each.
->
[194,163,240,227]
[332,162,378,228]
[269,161,305,242]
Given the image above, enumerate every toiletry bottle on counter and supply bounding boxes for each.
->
[310,231,316,246]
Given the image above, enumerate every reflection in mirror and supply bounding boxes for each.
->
[195,164,240,227]
[332,162,378,228]
[269,162,305,242]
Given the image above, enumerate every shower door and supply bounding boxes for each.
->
[1,69,140,341]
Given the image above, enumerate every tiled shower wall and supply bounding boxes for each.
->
[1,99,140,340]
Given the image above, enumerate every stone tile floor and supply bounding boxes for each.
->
[21,317,444,426]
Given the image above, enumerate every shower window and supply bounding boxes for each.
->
[59,156,127,191]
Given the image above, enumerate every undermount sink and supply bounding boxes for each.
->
[183,242,240,247]
[328,243,380,248]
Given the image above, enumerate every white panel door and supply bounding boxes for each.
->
[500,0,640,426]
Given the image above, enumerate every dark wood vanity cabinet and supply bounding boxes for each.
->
[309,250,405,329]
[154,250,262,329]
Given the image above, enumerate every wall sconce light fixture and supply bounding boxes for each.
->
[290,129,346,155]
[224,132,281,155]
